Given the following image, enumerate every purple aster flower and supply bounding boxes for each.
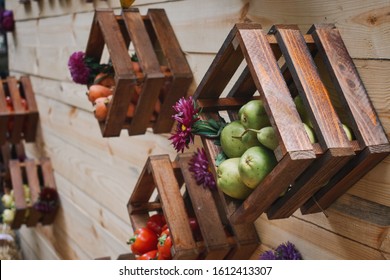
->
[68,51,91,85]
[169,96,201,153]
[1,10,15,32]
[33,187,59,214]
[189,148,216,190]
[274,241,302,260]
[259,250,276,260]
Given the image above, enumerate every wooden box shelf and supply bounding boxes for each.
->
[85,8,193,137]
[193,23,390,223]
[127,153,259,260]
[8,157,58,229]
[0,76,39,145]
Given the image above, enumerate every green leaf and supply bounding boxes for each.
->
[215,151,228,167]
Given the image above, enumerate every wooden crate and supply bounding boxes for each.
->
[193,23,390,224]
[0,76,39,145]
[0,142,26,190]
[8,157,58,229]
[85,8,193,137]
[127,153,259,260]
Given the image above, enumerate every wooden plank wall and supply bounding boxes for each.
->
[5,0,389,260]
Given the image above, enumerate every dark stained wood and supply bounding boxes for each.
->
[85,9,192,137]
[272,25,354,156]
[300,24,390,213]
[20,76,39,143]
[24,159,42,227]
[0,77,39,144]
[9,160,26,229]
[128,153,258,259]
[177,153,231,260]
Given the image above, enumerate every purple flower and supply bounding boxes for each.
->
[259,242,302,260]
[68,51,91,85]
[169,96,201,153]
[33,187,59,214]
[259,250,276,260]
[189,148,216,190]
[1,10,15,32]
[275,242,302,260]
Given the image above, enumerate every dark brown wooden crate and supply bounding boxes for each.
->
[193,23,389,224]
[127,153,259,260]
[7,157,58,229]
[85,8,193,137]
[0,76,39,145]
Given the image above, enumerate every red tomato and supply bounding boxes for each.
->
[136,250,158,260]
[127,227,158,256]
[146,213,166,235]
[157,228,172,260]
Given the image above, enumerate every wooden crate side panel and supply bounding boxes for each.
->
[19,76,39,142]
[0,82,8,145]
[237,25,315,159]
[24,160,43,227]
[177,154,231,260]
[148,155,198,259]
[9,160,26,229]
[7,77,25,143]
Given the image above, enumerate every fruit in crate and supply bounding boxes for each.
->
[220,120,260,158]
[239,100,270,130]
[216,158,253,200]
[2,208,15,225]
[342,123,354,141]
[87,84,113,103]
[238,146,277,189]
[127,227,158,256]
[1,193,14,209]
[157,228,172,260]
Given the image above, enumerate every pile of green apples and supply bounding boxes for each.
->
[1,184,31,225]
[216,97,354,200]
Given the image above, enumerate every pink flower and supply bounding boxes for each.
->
[169,96,201,153]
[33,187,59,214]
[67,51,91,85]
[1,10,15,32]
[189,148,216,190]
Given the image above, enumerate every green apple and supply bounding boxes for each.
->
[303,123,317,143]
[294,95,313,127]
[240,100,270,130]
[1,194,14,209]
[238,146,277,189]
[220,120,260,158]
[342,123,354,141]
[2,208,15,225]
[217,158,253,200]
[256,126,278,151]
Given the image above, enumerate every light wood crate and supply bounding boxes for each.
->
[85,8,193,137]
[193,23,390,224]
[127,153,259,260]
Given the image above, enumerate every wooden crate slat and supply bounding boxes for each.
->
[122,9,165,135]
[148,9,193,133]
[9,160,26,229]
[7,77,25,143]
[302,146,390,214]
[266,149,353,219]
[19,76,39,143]
[148,155,198,260]
[85,10,106,62]
[300,24,390,214]
[95,10,135,137]
[237,24,315,159]
[0,83,8,145]
[272,25,354,155]
[177,154,231,260]
[24,159,42,227]
[193,24,246,100]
